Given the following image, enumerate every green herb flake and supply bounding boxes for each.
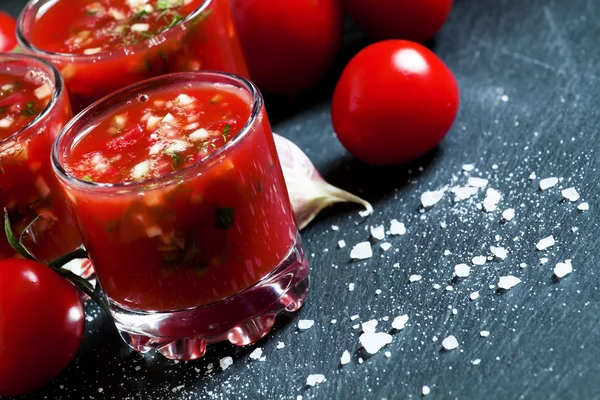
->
[157,0,182,10]
[134,9,149,19]
[164,149,183,170]
[82,175,93,182]
[215,207,234,230]
[20,102,37,117]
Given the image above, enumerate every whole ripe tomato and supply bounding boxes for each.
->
[331,40,459,166]
[230,0,343,98]
[0,259,85,397]
[343,0,453,42]
[0,12,17,52]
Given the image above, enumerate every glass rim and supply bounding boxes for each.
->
[17,0,212,61]
[51,71,263,192]
[0,53,64,147]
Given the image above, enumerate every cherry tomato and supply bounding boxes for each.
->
[331,40,459,166]
[0,259,85,397]
[343,0,453,42]
[230,0,343,98]
[0,12,17,52]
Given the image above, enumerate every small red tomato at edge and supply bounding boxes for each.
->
[331,40,459,166]
[343,0,453,42]
[230,0,343,98]
[0,259,85,397]
[0,12,17,52]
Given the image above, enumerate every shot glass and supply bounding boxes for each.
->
[52,72,309,360]
[17,0,249,112]
[0,53,87,267]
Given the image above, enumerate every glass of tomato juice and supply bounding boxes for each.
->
[17,0,248,112]
[51,72,310,360]
[0,54,88,269]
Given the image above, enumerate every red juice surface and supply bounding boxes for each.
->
[60,82,296,311]
[0,62,82,262]
[23,0,248,111]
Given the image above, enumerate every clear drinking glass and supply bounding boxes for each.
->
[0,53,88,269]
[17,0,249,112]
[51,72,309,360]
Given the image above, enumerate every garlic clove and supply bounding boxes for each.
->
[274,134,373,229]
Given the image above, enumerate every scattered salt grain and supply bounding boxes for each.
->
[578,202,589,211]
[340,350,351,365]
[451,308,458,315]
[467,177,488,188]
[451,186,478,201]
[348,283,355,292]
[572,227,579,233]
[298,320,315,330]
[539,177,558,190]
[472,359,481,365]
[375,289,382,295]
[480,331,490,338]
[554,260,573,279]
[433,284,441,290]
[249,348,263,360]
[454,264,471,278]
[502,208,515,221]
[276,342,285,350]
[392,314,409,330]
[561,187,580,202]
[306,374,326,387]
[220,356,233,371]
[370,225,385,241]
[421,189,445,208]
[422,386,431,396]
[540,258,549,264]
[350,242,372,260]
[462,164,475,171]
[490,246,508,260]
[446,285,454,291]
[385,351,392,358]
[409,274,422,283]
[362,319,379,334]
[338,240,346,249]
[350,315,360,321]
[483,188,501,212]
[331,225,339,231]
[498,276,521,290]
[529,172,537,180]
[469,292,480,301]
[331,319,337,324]
[388,219,407,235]
[519,263,527,269]
[444,250,451,256]
[380,242,392,251]
[501,94,509,102]
[441,335,459,351]
[359,332,393,354]
[472,256,486,266]
[536,235,555,251]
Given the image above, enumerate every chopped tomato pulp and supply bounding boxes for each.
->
[25,0,248,111]
[0,68,82,262]
[61,83,296,311]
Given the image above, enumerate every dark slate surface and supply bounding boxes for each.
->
[3,0,600,399]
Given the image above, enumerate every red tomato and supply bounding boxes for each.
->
[331,40,459,166]
[0,259,85,397]
[230,0,343,98]
[343,0,453,42]
[0,12,17,52]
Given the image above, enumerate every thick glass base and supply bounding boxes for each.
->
[109,234,309,360]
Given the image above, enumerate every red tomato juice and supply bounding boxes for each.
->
[56,75,296,312]
[0,56,82,262]
[19,0,248,111]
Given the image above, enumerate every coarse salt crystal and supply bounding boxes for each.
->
[276,342,285,349]
[498,276,521,290]
[501,95,509,102]
[421,189,445,208]
[467,177,488,188]
[451,308,458,315]
[578,202,589,211]
[359,332,393,354]
[519,263,527,268]
[529,172,537,180]
[483,188,501,212]
[540,258,549,264]
[539,177,559,190]
[380,242,392,251]
[220,356,233,371]
[561,188,580,202]
[298,320,314,330]
[350,242,372,260]
[306,374,326,387]
[490,246,508,260]
[536,235,555,251]
[422,386,431,396]
[388,219,406,235]
[338,240,346,249]
[554,260,573,279]
[469,291,480,300]
[331,225,339,231]
[480,331,490,338]
[249,348,262,360]
[572,227,579,233]
[441,335,459,350]
[348,283,355,292]
[451,186,479,201]
[444,250,451,256]
[385,351,391,358]
[454,264,471,278]
[370,225,385,241]
[446,285,454,291]
[362,319,378,334]
[462,164,475,171]
[502,208,515,221]
[409,274,422,283]
[472,256,486,266]
[340,350,351,365]
[391,314,409,330]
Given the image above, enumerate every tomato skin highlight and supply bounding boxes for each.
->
[0,12,17,52]
[343,0,453,42]
[331,40,459,166]
[230,0,343,98]
[0,259,85,397]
